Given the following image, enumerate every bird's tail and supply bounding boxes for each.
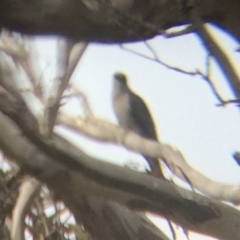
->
[143,155,164,179]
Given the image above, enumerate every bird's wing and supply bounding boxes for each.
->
[129,92,158,140]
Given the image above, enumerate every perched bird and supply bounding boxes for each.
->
[112,72,164,178]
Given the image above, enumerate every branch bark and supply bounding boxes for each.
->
[1,0,240,42]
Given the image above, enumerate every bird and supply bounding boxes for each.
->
[112,72,164,178]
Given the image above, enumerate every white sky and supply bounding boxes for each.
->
[32,24,240,240]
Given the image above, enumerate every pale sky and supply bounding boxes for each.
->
[32,23,240,239]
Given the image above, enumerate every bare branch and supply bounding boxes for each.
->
[11,178,41,240]
[163,25,194,38]
[216,98,240,107]
[120,45,199,76]
[190,5,240,101]
[44,40,88,136]
[167,220,176,240]
[1,0,240,43]
[196,69,226,104]
[57,113,240,203]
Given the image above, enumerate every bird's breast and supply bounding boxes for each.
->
[113,93,132,129]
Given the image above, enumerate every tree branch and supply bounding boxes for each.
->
[57,113,240,203]
[11,178,41,240]
[44,40,88,135]
[190,5,240,101]
[1,0,239,42]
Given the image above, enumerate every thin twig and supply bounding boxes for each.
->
[216,98,240,107]
[167,220,176,240]
[68,84,93,117]
[177,166,195,193]
[196,69,226,104]
[120,45,199,76]
[144,41,159,60]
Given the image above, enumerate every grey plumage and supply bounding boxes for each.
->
[112,72,163,178]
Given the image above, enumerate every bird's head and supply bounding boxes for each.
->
[113,72,128,86]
